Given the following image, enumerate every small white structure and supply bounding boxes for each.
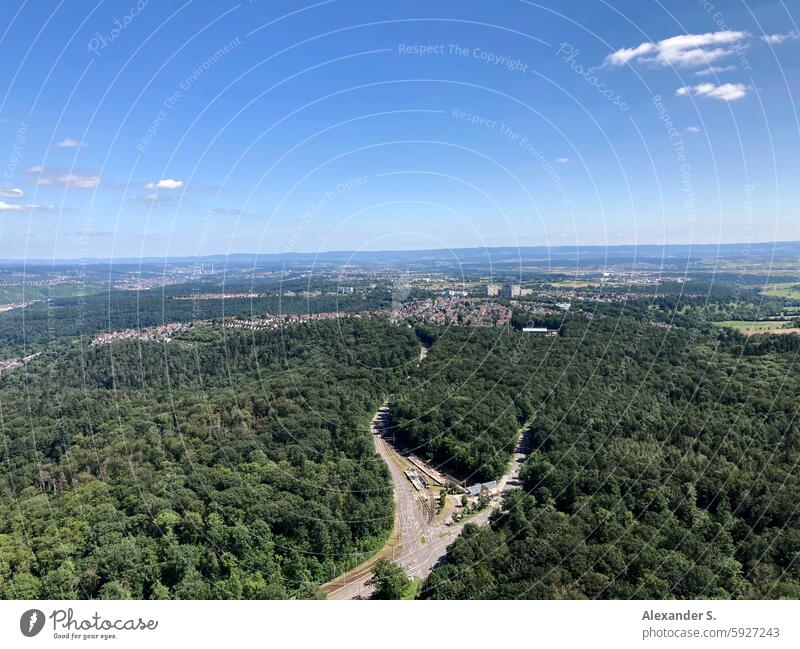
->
[522,327,559,336]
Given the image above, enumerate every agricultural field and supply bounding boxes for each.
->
[713,319,800,335]
[761,282,800,300]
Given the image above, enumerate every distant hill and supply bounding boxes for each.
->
[3,240,799,271]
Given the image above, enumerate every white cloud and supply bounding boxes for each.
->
[0,187,24,198]
[55,174,101,188]
[25,166,101,188]
[131,193,173,206]
[56,138,85,148]
[0,200,55,212]
[694,64,736,76]
[604,42,655,66]
[762,31,799,45]
[685,126,702,133]
[145,178,183,190]
[606,30,748,68]
[676,82,748,101]
[0,200,28,212]
[555,157,570,164]
[207,207,246,216]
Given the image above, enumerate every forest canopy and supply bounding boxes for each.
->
[420,319,800,599]
[0,319,418,599]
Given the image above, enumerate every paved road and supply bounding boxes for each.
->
[324,405,431,599]
[325,424,533,598]
[323,343,533,599]
[396,425,533,580]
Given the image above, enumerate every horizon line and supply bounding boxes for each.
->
[1,239,799,264]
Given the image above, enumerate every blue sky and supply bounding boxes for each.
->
[0,0,798,259]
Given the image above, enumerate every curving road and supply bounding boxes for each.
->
[323,343,532,599]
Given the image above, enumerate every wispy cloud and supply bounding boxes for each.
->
[0,187,24,198]
[762,31,799,45]
[56,138,85,148]
[0,200,55,212]
[145,178,183,190]
[694,64,736,76]
[685,126,702,133]
[606,31,748,68]
[207,207,247,216]
[555,157,570,164]
[54,173,101,188]
[26,166,101,188]
[676,82,748,101]
[131,193,173,206]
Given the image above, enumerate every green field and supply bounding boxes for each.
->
[713,319,800,335]
[761,282,800,300]
[714,320,788,329]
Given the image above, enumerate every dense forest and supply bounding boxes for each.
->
[0,319,418,598]
[420,317,800,599]
[0,288,393,358]
[389,326,533,482]
[2,277,799,600]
